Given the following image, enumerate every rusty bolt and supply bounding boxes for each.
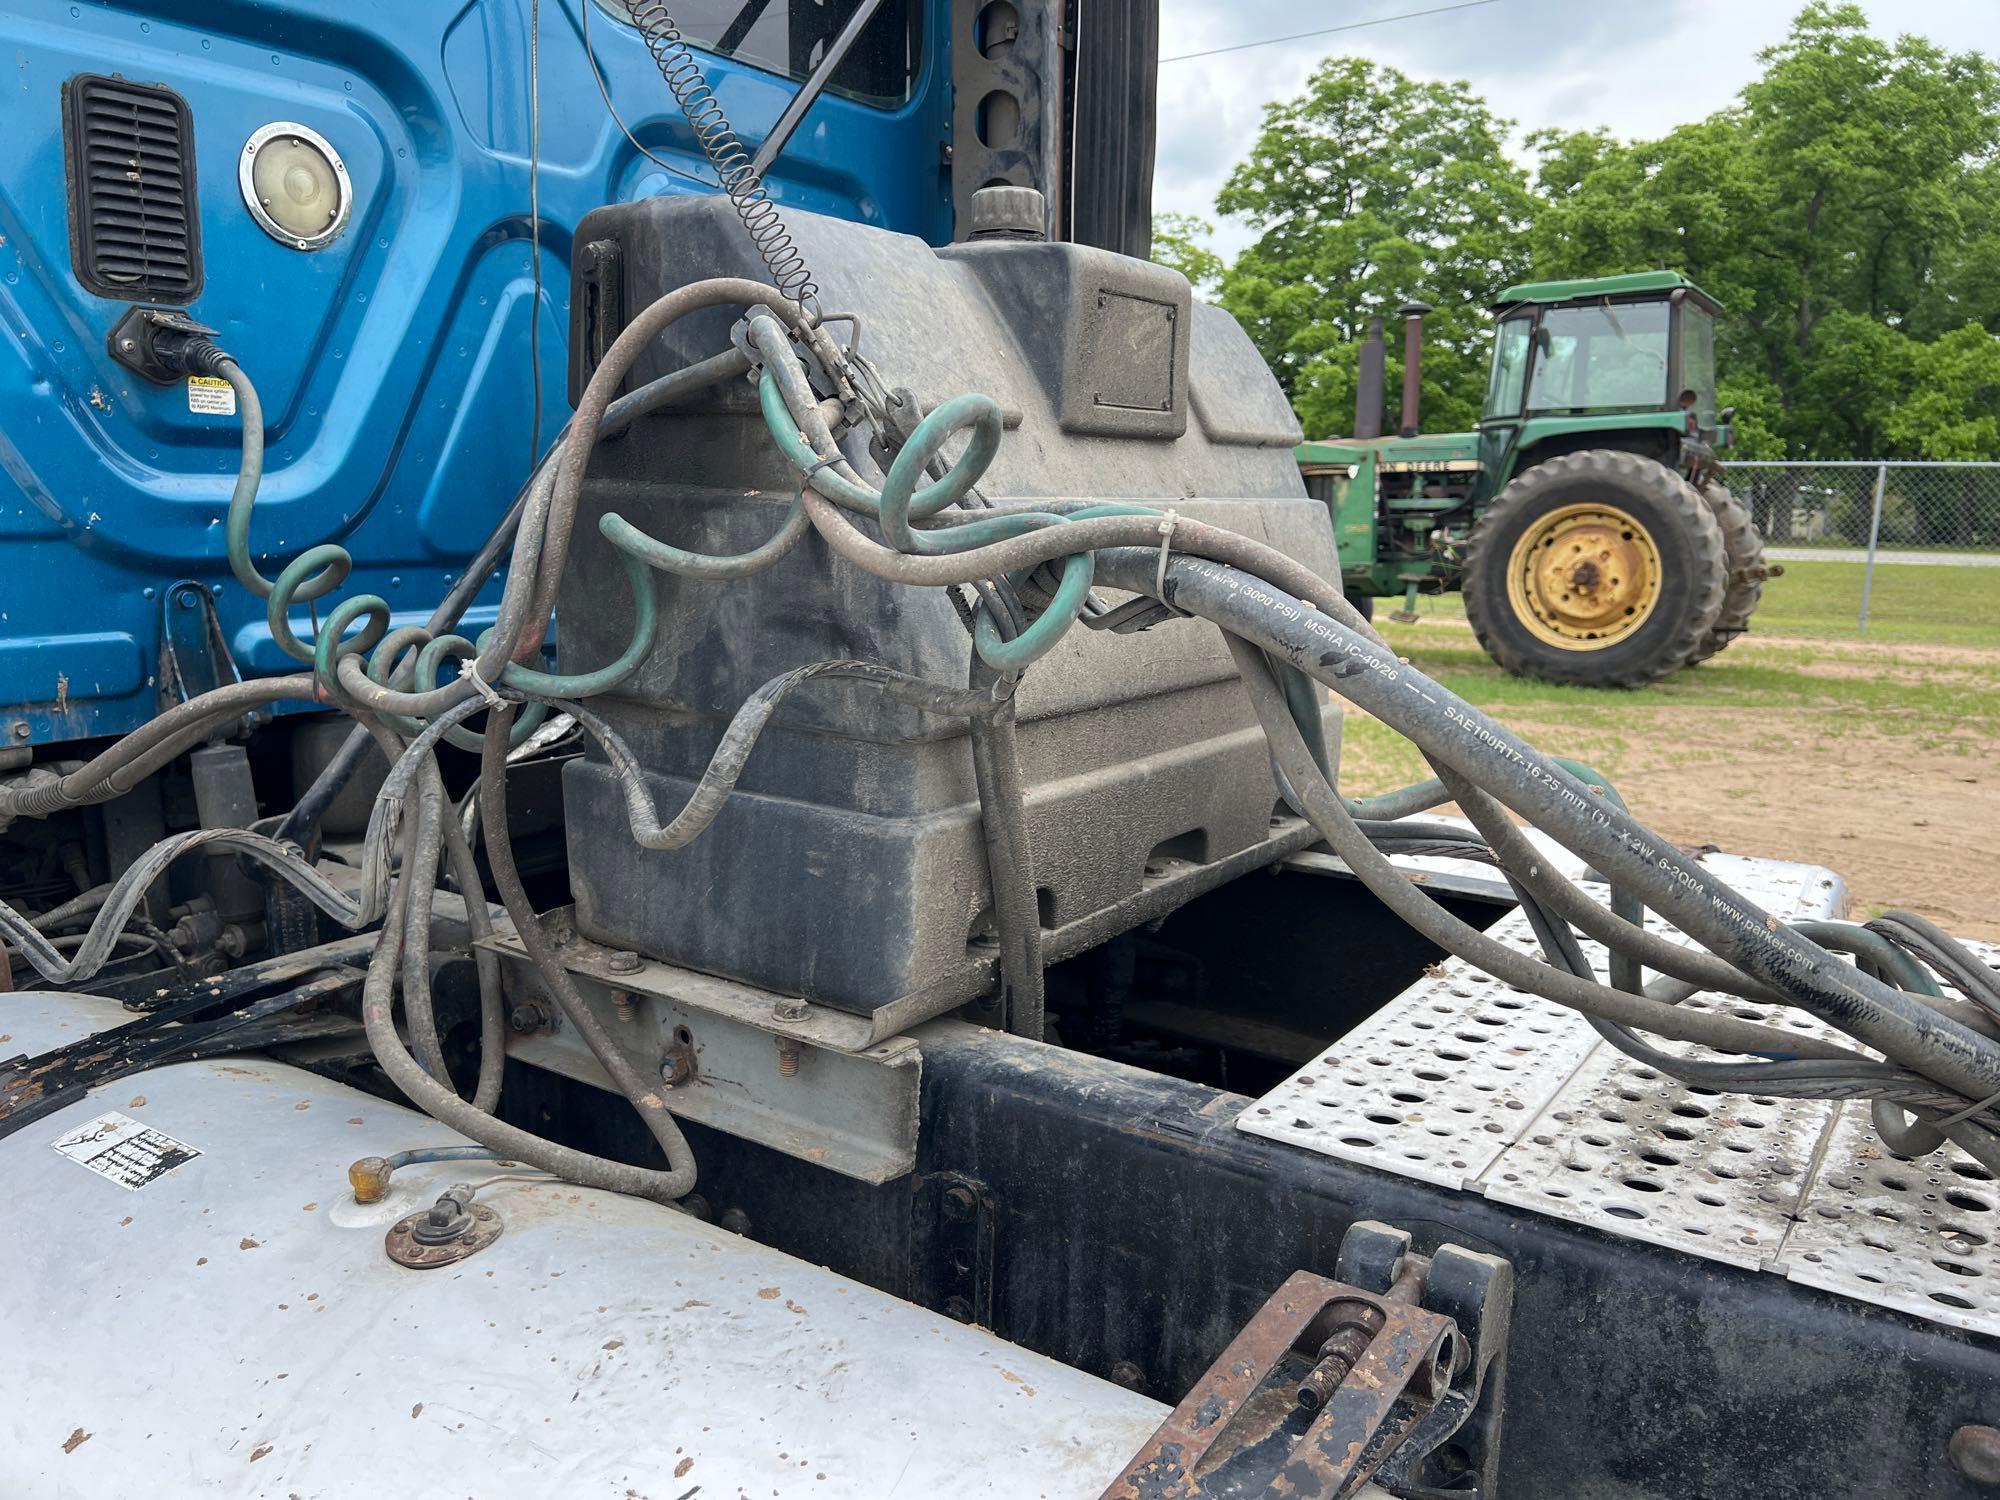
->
[1109,1360,1146,1391]
[942,1295,974,1323]
[941,1184,978,1223]
[775,1037,802,1077]
[611,990,637,1024]
[1952,1426,2000,1487]
[660,1050,693,1087]
[607,949,641,974]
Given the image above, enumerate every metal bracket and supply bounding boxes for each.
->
[915,1171,997,1328]
[1339,1221,1515,1499]
[486,928,922,1183]
[1100,1264,1461,1499]
[1102,1221,1514,1500]
[159,580,245,711]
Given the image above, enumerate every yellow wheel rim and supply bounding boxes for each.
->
[1504,502,1662,651]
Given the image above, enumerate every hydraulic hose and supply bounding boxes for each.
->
[0,675,316,821]
[477,705,698,1199]
[966,660,1044,1040]
[1116,548,2000,1107]
[357,829,694,1203]
[1224,639,1860,1063]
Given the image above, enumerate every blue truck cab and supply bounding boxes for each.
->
[0,0,967,747]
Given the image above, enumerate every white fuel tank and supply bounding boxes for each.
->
[0,991,1165,1497]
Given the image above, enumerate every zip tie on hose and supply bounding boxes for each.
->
[1155,510,1189,616]
[463,657,509,710]
[799,456,843,494]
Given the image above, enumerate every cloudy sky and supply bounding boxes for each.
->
[1154,0,2000,257]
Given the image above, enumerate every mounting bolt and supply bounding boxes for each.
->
[771,996,809,1023]
[941,1184,978,1224]
[1952,1426,2000,1487]
[942,1295,974,1323]
[607,949,641,974]
[775,1037,802,1078]
[507,1000,548,1034]
[9,722,29,741]
[1109,1360,1146,1391]
[660,1050,692,1087]
[719,1206,753,1236]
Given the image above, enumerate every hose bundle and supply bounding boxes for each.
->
[6,271,1998,1204]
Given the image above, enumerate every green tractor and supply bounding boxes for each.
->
[1297,272,1777,686]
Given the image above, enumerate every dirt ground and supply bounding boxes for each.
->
[1343,625,2000,943]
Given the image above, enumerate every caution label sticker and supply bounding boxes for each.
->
[186,374,237,416]
[53,1111,202,1190]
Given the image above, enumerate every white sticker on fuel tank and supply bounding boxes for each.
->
[186,375,237,415]
[53,1111,201,1190]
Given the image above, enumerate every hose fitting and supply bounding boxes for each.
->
[106,306,231,384]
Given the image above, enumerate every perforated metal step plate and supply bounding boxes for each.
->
[1240,848,2000,1337]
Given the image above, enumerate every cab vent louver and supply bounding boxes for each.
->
[63,74,202,302]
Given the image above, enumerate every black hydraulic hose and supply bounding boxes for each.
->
[477,705,698,1199]
[1487,833,2000,1175]
[1136,550,2000,1107]
[1223,638,1857,1062]
[1869,911,2000,1018]
[1422,757,1790,1005]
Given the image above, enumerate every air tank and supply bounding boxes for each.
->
[1,991,1166,1497]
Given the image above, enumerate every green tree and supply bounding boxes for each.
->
[1212,56,1535,438]
[1150,213,1224,294]
[1526,3,2000,457]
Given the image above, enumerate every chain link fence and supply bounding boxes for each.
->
[1714,461,2000,636]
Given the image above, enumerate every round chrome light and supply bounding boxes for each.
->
[239,122,350,250]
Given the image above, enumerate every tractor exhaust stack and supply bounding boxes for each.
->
[1353,315,1386,440]
[1397,300,1432,438]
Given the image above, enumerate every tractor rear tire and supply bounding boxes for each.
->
[1685,481,1767,665]
[1462,449,1726,688]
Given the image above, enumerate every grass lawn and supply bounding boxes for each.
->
[1337,559,2000,797]
[1754,559,2000,648]
[1372,558,2000,649]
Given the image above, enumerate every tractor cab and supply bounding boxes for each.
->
[1479,270,1730,488]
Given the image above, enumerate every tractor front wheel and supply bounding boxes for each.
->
[1462,450,1726,687]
